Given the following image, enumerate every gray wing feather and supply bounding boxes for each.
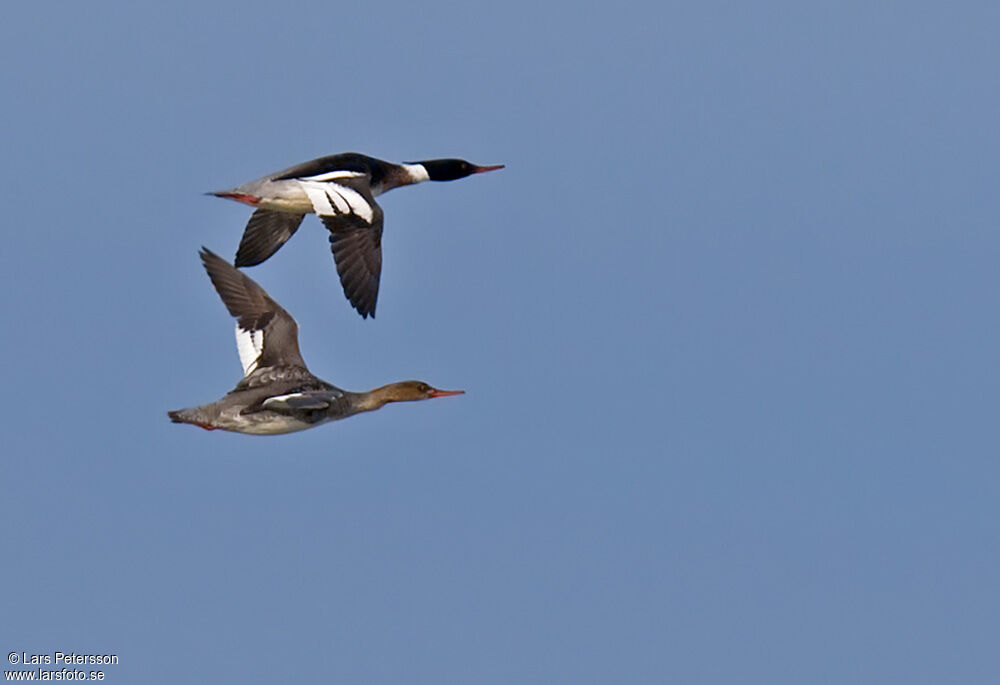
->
[199,248,308,371]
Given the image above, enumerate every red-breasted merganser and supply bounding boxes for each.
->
[209,152,504,319]
[168,248,464,435]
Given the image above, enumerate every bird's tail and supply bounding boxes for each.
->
[167,408,216,430]
[167,409,189,423]
[206,190,260,206]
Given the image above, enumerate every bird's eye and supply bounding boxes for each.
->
[418,383,430,393]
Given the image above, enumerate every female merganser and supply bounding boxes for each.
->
[209,152,504,319]
[168,248,464,435]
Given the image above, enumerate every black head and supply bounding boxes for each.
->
[411,158,505,182]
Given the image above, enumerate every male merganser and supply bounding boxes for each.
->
[209,152,504,319]
[168,248,464,435]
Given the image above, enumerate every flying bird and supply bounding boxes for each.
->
[168,248,464,435]
[209,152,504,318]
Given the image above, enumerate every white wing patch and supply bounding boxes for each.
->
[301,170,366,182]
[234,324,263,376]
[262,393,334,411]
[298,181,374,223]
[300,182,334,214]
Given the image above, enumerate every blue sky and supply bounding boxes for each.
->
[2,1,998,683]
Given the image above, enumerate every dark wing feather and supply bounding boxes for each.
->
[199,248,307,370]
[323,215,384,319]
[292,176,386,319]
[235,209,305,267]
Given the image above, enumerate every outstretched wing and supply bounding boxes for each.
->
[296,175,385,319]
[199,248,308,376]
[325,219,384,319]
[234,209,305,267]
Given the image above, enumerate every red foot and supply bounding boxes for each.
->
[195,422,217,431]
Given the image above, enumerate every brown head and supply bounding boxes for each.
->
[364,381,464,410]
